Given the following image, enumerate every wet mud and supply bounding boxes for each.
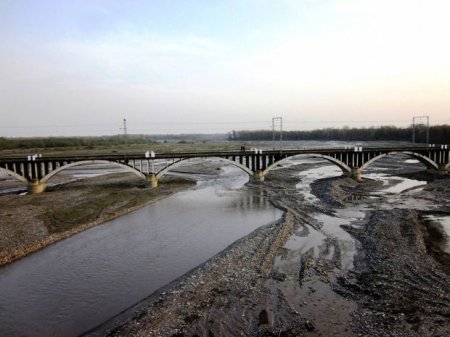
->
[101,162,450,337]
[0,173,195,266]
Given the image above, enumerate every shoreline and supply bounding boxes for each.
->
[84,212,293,337]
[103,166,450,337]
[1,162,449,336]
[0,173,195,267]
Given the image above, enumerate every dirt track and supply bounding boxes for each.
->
[102,165,450,337]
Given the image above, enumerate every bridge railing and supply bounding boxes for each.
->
[0,144,448,163]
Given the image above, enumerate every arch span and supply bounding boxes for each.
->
[155,157,254,179]
[263,153,351,176]
[41,160,146,183]
[359,151,439,172]
[0,167,28,183]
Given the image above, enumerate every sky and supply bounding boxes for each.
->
[1,0,449,137]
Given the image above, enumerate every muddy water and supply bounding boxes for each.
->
[279,158,437,271]
[267,157,443,336]
[273,163,365,271]
[0,166,282,337]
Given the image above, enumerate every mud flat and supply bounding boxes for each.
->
[338,209,450,337]
[1,159,449,336]
[102,164,450,337]
[0,173,195,266]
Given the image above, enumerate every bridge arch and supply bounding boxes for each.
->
[41,160,146,183]
[0,167,28,183]
[263,153,352,176]
[155,157,254,179]
[359,151,439,172]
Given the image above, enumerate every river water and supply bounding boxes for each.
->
[0,166,282,337]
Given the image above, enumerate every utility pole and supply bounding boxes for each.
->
[272,117,283,150]
[122,118,128,158]
[412,116,429,144]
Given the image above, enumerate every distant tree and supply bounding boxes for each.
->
[228,125,449,143]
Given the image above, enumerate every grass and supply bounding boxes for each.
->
[39,174,195,234]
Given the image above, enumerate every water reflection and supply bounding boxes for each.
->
[0,166,282,337]
[277,162,361,270]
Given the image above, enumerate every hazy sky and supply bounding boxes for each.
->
[1,0,449,136]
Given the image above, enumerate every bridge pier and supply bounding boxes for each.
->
[349,167,362,182]
[27,179,46,194]
[438,164,448,175]
[254,170,265,182]
[147,173,158,188]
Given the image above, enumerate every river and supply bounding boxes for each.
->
[0,153,448,337]
[0,166,282,337]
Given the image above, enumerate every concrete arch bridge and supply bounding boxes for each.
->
[0,145,448,193]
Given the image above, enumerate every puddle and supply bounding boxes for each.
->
[296,165,343,203]
[366,173,427,194]
[405,159,420,164]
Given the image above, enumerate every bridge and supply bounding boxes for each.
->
[0,145,448,193]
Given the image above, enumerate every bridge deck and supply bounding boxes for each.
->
[0,145,440,162]
[0,145,448,193]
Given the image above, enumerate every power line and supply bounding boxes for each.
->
[1,118,448,130]
[0,123,119,129]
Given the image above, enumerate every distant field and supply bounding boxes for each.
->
[0,141,253,157]
[0,139,424,158]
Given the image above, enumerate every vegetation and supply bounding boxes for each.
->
[0,134,157,150]
[1,125,448,153]
[228,125,450,144]
[41,175,194,233]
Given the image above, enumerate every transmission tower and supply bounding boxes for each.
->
[412,116,429,144]
[272,117,283,150]
[122,118,128,157]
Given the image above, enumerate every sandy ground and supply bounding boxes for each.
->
[89,166,450,337]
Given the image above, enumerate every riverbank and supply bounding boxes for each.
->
[101,165,450,337]
[0,173,195,266]
[1,160,449,336]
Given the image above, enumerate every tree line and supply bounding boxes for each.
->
[1,125,448,150]
[228,125,450,144]
[0,135,157,150]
